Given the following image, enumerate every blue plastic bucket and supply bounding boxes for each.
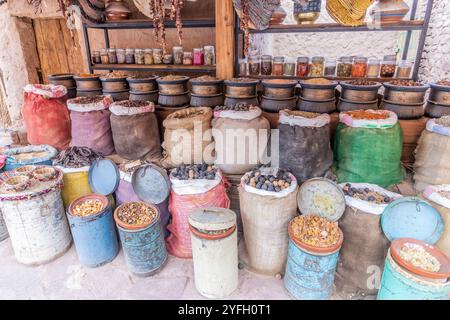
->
[3,145,58,171]
[377,250,450,300]
[67,194,119,267]
[114,202,168,277]
[284,237,342,300]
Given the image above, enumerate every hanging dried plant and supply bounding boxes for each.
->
[241,0,250,57]
[171,0,184,46]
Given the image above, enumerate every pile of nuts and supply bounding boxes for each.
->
[291,215,340,248]
[346,79,377,86]
[399,243,441,272]
[214,103,254,112]
[389,79,421,87]
[435,116,450,127]
[342,184,393,204]
[346,110,390,120]
[72,199,105,217]
[229,77,257,83]
[172,164,216,180]
[436,80,450,86]
[116,202,157,226]
[243,168,292,192]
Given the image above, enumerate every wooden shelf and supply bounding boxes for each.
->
[247,75,409,83]
[91,64,216,73]
[86,19,216,29]
[238,20,425,34]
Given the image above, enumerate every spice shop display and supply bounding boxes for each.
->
[212,104,270,175]
[382,80,429,119]
[22,84,71,151]
[166,165,230,258]
[239,166,299,276]
[414,117,450,192]
[67,95,115,156]
[279,110,333,182]
[161,107,214,168]
[109,100,162,161]
[334,110,403,187]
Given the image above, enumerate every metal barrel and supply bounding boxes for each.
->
[377,251,450,300]
[284,239,341,300]
[67,194,119,268]
[115,204,168,277]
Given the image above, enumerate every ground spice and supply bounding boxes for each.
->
[192,75,219,82]
[101,71,127,79]
[291,215,340,248]
[116,202,157,226]
[73,199,104,217]
[303,78,332,85]
[346,110,390,120]
[230,77,257,83]
[159,75,187,81]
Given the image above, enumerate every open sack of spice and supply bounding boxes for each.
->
[109,100,161,161]
[240,166,297,198]
[212,104,270,175]
[166,163,230,258]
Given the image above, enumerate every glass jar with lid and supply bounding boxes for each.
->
[144,49,154,65]
[396,59,413,78]
[261,55,273,76]
[116,48,126,64]
[193,48,204,65]
[283,57,296,76]
[272,56,285,76]
[337,56,353,77]
[367,57,381,78]
[351,56,368,78]
[100,48,109,64]
[324,58,337,77]
[153,48,163,64]
[134,49,145,65]
[204,46,215,65]
[380,55,397,78]
[296,57,309,77]
[183,52,193,65]
[248,54,261,76]
[92,51,101,64]
[239,58,248,76]
[108,48,117,64]
[309,56,324,77]
[173,46,183,65]
[163,54,173,64]
[125,49,135,64]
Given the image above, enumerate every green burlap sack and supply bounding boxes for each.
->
[333,122,404,187]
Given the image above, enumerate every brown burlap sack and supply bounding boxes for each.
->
[212,114,270,175]
[414,130,450,192]
[110,112,161,161]
[335,206,390,297]
[162,107,214,168]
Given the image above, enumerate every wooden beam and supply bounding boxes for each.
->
[215,0,235,80]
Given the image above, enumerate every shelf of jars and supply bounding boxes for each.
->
[237,20,425,34]
[246,75,411,83]
[91,63,216,73]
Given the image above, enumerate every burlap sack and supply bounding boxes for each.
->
[212,111,270,175]
[162,107,214,168]
[414,130,450,192]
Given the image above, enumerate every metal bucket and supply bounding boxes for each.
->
[377,250,450,300]
[114,203,168,277]
[0,169,72,265]
[3,145,58,172]
[67,194,119,267]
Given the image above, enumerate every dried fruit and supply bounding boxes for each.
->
[243,167,292,193]
[291,215,340,248]
[73,199,104,217]
[116,202,157,226]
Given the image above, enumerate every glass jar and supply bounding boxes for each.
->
[248,55,261,76]
[183,52,193,65]
[116,49,126,64]
[153,48,163,64]
[100,48,109,64]
[125,49,135,64]
[261,55,273,76]
[108,48,117,64]
[239,58,248,76]
[272,56,285,76]
[283,57,296,76]
[92,51,101,64]
[134,49,145,65]
[324,58,337,77]
[309,56,324,77]
[193,48,204,65]
[396,59,413,78]
[144,49,154,65]
[296,57,309,77]
[336,56,353,77]
[351,56,368,77]
[173,46,183,65]
[380,55,397,78]
[163,54,173,64]
[367,58,381,78]
[204,46,215,66]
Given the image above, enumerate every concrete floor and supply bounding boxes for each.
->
[0,237,294,300]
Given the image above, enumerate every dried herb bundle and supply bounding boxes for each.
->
[241,0,250,57]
